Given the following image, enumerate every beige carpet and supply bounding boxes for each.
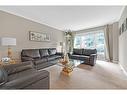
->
[44,60,127,89]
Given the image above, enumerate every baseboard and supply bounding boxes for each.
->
[119,64,127,76]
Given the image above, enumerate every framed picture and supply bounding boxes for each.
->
[119,27,121,36]
[29,31,50,42]
[124,20,126,32]
[122,23,124,33]
[126,18,127,31]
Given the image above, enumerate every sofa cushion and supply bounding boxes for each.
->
[2,61,33,75]
[34,58,48,65]
[21,57,34,62]
[82,49,97,56]
[70,55,90,61]
[48,48,56,55]
[21,49,40,59]
[39,49,49,57]
[73,48,83,55]
[35,62,56,70]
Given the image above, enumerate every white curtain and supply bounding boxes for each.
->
[104,25,111,61]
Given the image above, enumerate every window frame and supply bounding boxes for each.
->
[74,30,105,55]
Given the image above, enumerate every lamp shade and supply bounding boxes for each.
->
[0,37,16,46]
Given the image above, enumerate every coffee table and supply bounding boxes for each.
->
[57,59,84,76]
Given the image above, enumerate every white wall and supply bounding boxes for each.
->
[0,10,64,59]
[119,32,127,72]
[119,6,127,72]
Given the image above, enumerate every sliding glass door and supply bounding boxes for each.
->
[74,30,105,60]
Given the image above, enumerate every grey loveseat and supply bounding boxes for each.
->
[69,48,97,66]
[0,61,49,89]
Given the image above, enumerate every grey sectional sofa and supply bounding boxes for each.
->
[0,61,49,89]
[69,48,97,66]
[21,48,63,70]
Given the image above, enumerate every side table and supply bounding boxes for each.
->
[0,59,21,65]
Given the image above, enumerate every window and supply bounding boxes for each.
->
[74,30,105,55]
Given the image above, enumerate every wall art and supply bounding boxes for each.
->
[29,31,50,42]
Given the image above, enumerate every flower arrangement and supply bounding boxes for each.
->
[59,53,69,65]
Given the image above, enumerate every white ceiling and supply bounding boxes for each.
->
[0,6,124,31]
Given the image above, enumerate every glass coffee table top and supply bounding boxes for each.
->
[56,59,84,76]
[57,59,84,68]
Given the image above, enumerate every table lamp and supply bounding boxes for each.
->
[0,37,16,59]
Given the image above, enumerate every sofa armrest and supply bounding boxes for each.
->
[89,54,97,66]
[1,70,49,89]
[2,61,34,76]
[21,57,34,62]
[67,52,71,58]
[90,54,97,57]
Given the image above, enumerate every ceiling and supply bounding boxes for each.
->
[0,6,124,31]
